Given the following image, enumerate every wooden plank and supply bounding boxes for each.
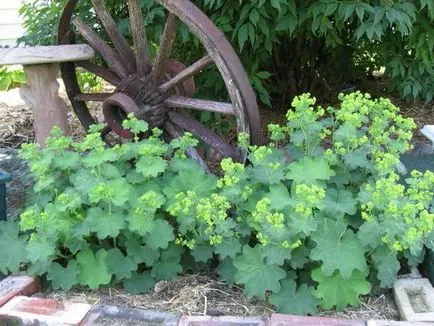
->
[152,13,178,81]
[91,0,136,74]
[168,111,237,159]
[159,55,212,93]
[77,61,121,86]
[0,44,94,66]
[75,93,113,102]
[165,96,234,115]
[73,17,129,78]
[128,0,152,75]
[164,120,211,173]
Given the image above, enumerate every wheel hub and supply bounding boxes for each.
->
[103,60,194,138]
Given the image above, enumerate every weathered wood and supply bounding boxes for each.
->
[73,17,129,78]
[77,61,121,86]
[168,111,237,158]
[20,64,70,145]
[165,96,234,115]
[159,55,212,94]
[128,0,152,75]
[0,45,94,66]
[158,0,263,146]
[153,13,178,81]
[75,93,113,102]
[91,0,136,74]
[164,120,210,173]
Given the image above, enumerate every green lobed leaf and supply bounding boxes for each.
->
[215,238,242,259]
[106,248,137,280]
[0,222,28,274]
[145,219,175,250]
[270,278,319,315]
[76,249,112,289]
[86,207,125,239]
[233,245,286,298]
[286,157,335,184]
[126,236,160,266]
[25,236,55,264]
[312,268,371,311]
[47,261,79,291]
[136,156,167,178]
[371,246,400,288]
[151,244,184,281]
[310,219,368,279]
[216,257,237,285]
[321,188,358,217]
[123,271,156,294]
[191,244,214,263]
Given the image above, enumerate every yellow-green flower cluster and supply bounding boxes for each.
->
[250,146,273,163]
[89,183,115,203]
[19,208,38,231]
[294,184,326,216]
[252,198,285,228]
[282,239,302,249]
[268,123,287,142]
[196,194,231,244]
[138,191,163,211]
[217,158,245,188]
[361,171,434,253]
[168,191,197,216]
[175,236,196,249]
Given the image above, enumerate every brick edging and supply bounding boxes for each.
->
[1,274,433,326]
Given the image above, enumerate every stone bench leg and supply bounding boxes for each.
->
[19,63,71,146]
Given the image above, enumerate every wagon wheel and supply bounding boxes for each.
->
[57,0,262,169]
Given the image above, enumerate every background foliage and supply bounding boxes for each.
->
[18,0,434,105]
[1,92,433,313]
[0,66,25,91]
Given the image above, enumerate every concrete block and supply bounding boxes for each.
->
[394,278,434,322]
[79,305,179,326]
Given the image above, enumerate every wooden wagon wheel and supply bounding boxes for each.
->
[57,0,263,169]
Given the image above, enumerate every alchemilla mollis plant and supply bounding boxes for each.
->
[1,92,433,314]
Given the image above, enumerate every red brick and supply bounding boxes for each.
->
[0,296,92,326]
[0,275,41,307]
[178,315,268,326]
[271,314,366,326]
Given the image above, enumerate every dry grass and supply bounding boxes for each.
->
[37,274,400,320]
[42,275,274,317]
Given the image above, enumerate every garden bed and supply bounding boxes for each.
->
[37,274,400,321]
[0,86,432,322]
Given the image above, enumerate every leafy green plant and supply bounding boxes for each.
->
[0,66,25,91]
[19,0,434,105]
[1,92,433,314]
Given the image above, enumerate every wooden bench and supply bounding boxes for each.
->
[0,45,94,145]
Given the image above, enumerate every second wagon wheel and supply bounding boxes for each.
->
[57,0,263,169]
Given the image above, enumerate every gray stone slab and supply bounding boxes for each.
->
[394,278,434,322]
[80,305,180,326]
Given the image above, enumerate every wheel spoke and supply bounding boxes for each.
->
[165,96,234,115]
[168,111,237,159]
[77,61,121,86]
[153,13,178,81]
[159,55,213,94]
[128,0,152,75]
[75,93,113,102]
[73,17,129,78]
[164,121,210,173]
[91,0,136,74]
